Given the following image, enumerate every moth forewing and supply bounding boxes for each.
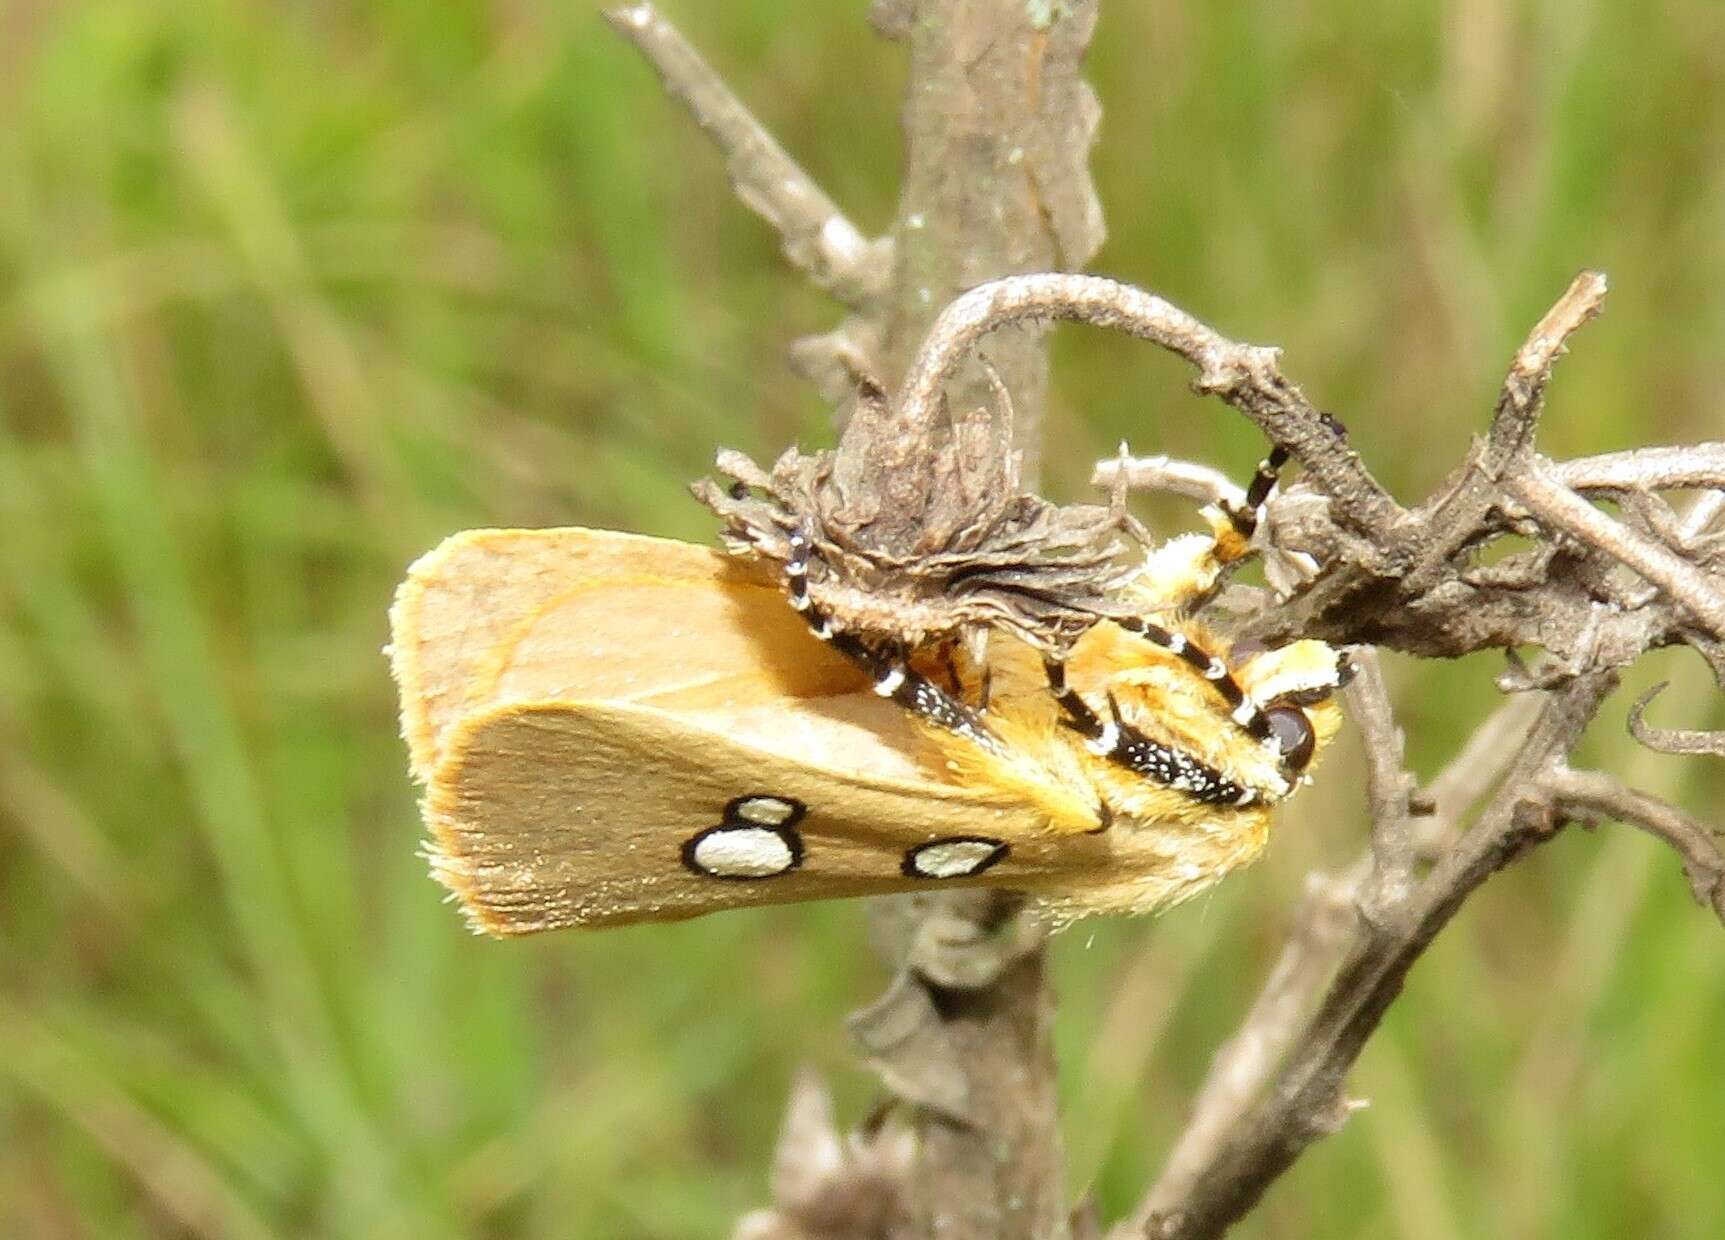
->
[425,697,1137,934]
[392,524,1341,936]
[389,526,864,781]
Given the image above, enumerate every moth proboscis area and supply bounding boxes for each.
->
[388,526,1343,935]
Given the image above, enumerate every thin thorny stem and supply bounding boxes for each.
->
[895,273,1399,528]
[1629,683,1725,757]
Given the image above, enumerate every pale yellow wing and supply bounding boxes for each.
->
[426,696,1143,934]
[393,524,1255,935]
[388,526,864,782]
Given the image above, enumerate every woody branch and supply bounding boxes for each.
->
[613,4,1103,1239]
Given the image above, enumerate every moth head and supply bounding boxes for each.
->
[1233,639,1350,775]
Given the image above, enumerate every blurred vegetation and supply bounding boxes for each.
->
[2,1,1722,1236]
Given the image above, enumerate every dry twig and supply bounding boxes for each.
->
[1542,766,1725,924]
[604,4,888,308]
[1126,673,1617,1239]
[1628,682,1725,757]
[1507,455,1725,638]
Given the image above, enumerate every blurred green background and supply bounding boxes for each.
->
[3,1,1722,1236]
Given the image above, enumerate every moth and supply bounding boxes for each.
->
[389,446,1346,935]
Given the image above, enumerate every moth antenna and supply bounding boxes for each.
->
[1221,443,1291,544]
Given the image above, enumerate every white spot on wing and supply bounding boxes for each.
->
[689,827,796,878]
[906,838,1006,879]
[733,795,798,826]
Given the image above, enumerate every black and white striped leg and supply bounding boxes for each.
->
[1220,444,1290,544]
[1045,658,1104,738]
[1045,658,1256,807]
[784,527,818,618]
[1098,693,1257,806]
[783,530,998,752]
[863,651,998,749]
[1112,617,1283,756]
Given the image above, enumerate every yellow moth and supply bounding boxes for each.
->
[389,525,1344,935]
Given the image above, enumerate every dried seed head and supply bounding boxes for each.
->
[693,379,1134,654]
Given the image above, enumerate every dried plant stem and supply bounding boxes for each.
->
[1485,271,1609,464]
[1103,690,1533,1237]
[616,4,1105,1237]
[1507,456,1725,638]
[895,273,1397,528]
[1554,443,1725,492]
[1542,766,1725,920]
[1126,866,1361,1232]
[1346,649,1419,899]
[1125,673,1617,1239]
[604,4,888,308]
[1628,683,1725,757]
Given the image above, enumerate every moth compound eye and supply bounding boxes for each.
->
[1265,706,1316,771]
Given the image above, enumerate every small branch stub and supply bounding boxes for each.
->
[606,4,891,309]
[1629,683,1725,757]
